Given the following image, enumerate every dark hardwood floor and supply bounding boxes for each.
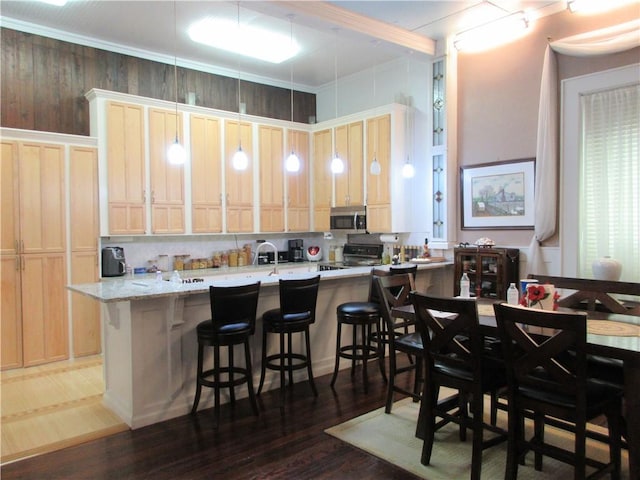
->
[1,361,422,480]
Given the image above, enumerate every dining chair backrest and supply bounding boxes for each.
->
[369,268,391,304]
[209,282,261,335]
[492,303,588,406]
[389,264,417,290]
[375,274,414,325]
[278,275,321,324]
[410,293,482,378]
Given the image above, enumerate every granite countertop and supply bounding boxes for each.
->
[68,260,452,303]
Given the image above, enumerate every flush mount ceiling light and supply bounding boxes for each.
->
[454,11,530,52]
[167,0,186,166]
[568,0,637,14]
[188,17,300,64]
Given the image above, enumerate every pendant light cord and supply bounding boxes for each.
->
[236,1,242,148]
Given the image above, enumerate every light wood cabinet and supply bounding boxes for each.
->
[286,129,310,232]
[1,254,22,370]
[1,140,69,369]
[313,129,333,231]
[106,101,146,234]
[0,141,21,369]
[224,120,254,232]
[259,125,285,232]
[365,114,392,232]
[190,114,223,233]
[334,120,364,207]
[69,146,100,357]
[149,107,185,234]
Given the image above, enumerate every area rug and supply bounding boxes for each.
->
[325,392,630,480]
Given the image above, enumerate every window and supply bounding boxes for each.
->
[579,84,639,280]
[562,64,640,281]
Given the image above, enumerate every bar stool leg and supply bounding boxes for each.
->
[362,323,369,392]
[305,327,318,396]
[228,345,236,404]
[351,323,358,378]
[257,328,268,395]
[214,344,221,428]
[244,339,259,416]
[191,344,204,414]
[279,330,286,412]
[330,322,342,387]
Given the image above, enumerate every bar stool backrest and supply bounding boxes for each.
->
[209,282,261,335]
[278,275,321,324]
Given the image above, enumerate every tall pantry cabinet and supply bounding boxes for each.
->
[1,136,100,370]
[1,140,68,368]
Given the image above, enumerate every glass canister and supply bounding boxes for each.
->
[229,249,238,267]
[212,252,221,268]
[328,245,336,262]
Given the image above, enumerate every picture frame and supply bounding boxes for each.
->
[460,158,535,230]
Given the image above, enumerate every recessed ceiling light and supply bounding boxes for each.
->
[188,18,300,64]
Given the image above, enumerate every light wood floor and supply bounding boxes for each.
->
[1,355,128,465]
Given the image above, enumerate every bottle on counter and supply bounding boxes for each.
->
[171,270,182,284]
[460,272,470,298]
[507,283,519,305]
[156,270,163,283]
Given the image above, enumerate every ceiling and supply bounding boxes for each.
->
[0,1,566,91]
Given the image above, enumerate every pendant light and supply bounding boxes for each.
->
[402,56,415,179]
[167,0,186,165]
[330,29,344,174]
[285,15,300,173]
[232,2,249,171]
[369,40,381,176]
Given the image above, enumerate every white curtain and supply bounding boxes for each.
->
[527,19,640,276]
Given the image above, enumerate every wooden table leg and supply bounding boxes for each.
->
[624,357,640,479]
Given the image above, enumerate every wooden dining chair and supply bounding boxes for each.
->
[410,292,507,480]
[493,303,623,480]
[375,274,423,413]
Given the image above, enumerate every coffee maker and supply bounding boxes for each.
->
[288,239,304,262]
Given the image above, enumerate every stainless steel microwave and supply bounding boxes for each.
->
[330,206,367,232]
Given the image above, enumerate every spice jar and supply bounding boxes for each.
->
[229,249,238,267]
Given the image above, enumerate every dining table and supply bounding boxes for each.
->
[392,299,640,479]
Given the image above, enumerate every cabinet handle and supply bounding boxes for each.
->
[15,257,19,271]
[151,191,155,203]
[21,256,24,271]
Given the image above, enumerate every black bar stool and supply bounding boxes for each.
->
[257,275,320,412]
[330,271,386,392]
[191,281,261,428]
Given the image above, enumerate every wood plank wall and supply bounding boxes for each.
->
[0,28,316,137]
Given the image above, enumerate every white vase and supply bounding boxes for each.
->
[591,256,622,281]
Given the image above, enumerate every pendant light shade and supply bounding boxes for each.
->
[331,154,344,174]
[402,158,415,178]
[285,151,300,172]
[168,137,187,165]
[370,157,381,175]
[232,146,249,170]
[166,0,186,165]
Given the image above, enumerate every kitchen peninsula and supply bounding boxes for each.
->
[68,261,452,429]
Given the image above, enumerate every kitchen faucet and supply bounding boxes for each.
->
[254,241,278,275]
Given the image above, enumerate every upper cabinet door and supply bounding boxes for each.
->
[334,120,363,207]
[191,114,223,233]
[225,119,254,232]
[286,129,310,232]
[18,142,66,254]
[258,125,285,232]
[69,146,99,251]
[1,141,18,256]
[106,101,146,234]
[148,107,185,234]
[313,128,333,232]
[366,114,391,206]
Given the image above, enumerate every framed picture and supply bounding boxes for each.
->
[460,158,535,230]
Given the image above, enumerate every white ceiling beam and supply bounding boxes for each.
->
[276,1,437,56]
